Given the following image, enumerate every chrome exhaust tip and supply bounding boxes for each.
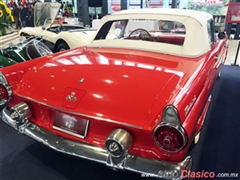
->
[10,102,31,124]
[105,128,133,158]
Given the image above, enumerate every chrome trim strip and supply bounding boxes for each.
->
[17,94,142,129]
[184,95,197,116]
[1,106,192,180]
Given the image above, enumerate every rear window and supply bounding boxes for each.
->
[98,19,186,46]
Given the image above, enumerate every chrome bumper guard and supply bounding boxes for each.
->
[1,107,192,180]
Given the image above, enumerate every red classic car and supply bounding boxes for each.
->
[0,8,228,179]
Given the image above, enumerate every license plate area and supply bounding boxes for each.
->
[53,112,89,138]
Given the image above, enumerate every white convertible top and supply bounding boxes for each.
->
[89,8,213,58]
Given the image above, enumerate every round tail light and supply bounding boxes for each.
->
[154,125,187,152]
[0,84,9,105]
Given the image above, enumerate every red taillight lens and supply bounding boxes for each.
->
[154,125,187,152]
[0,84,9,100]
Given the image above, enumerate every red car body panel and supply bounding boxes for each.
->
[15,48,181,128]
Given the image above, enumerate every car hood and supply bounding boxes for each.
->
[17,48,183,128]
[34,2,61,27]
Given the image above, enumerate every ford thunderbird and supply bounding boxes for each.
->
[0,8,228,179]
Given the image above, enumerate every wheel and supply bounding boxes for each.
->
[26,40,52,59]
[56,42,70,52]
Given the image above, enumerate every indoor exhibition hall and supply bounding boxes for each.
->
[0,0,239,180]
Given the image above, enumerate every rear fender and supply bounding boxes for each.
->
[0,55,50,90]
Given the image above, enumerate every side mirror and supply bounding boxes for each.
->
[218,32,225,40]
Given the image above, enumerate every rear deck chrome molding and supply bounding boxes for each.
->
[17,94,142,129]
[1,106,192,180]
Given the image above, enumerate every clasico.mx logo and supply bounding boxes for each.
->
[141,170,238,179]
[182,170,215,179]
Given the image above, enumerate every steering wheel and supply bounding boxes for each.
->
[127,28,152,41]
[49,20,65,33]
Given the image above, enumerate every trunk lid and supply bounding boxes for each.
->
[18,48,183,128]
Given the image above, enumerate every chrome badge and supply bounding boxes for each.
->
[79,78,84,83]
[66,92,77,102]
[65,120,75,128]
[109,142,120,152]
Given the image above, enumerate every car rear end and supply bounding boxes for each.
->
[0,52,192,179]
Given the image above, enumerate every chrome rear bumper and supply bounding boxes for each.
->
[1,106,192,180]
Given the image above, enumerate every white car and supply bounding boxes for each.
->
[19,3,97,52]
